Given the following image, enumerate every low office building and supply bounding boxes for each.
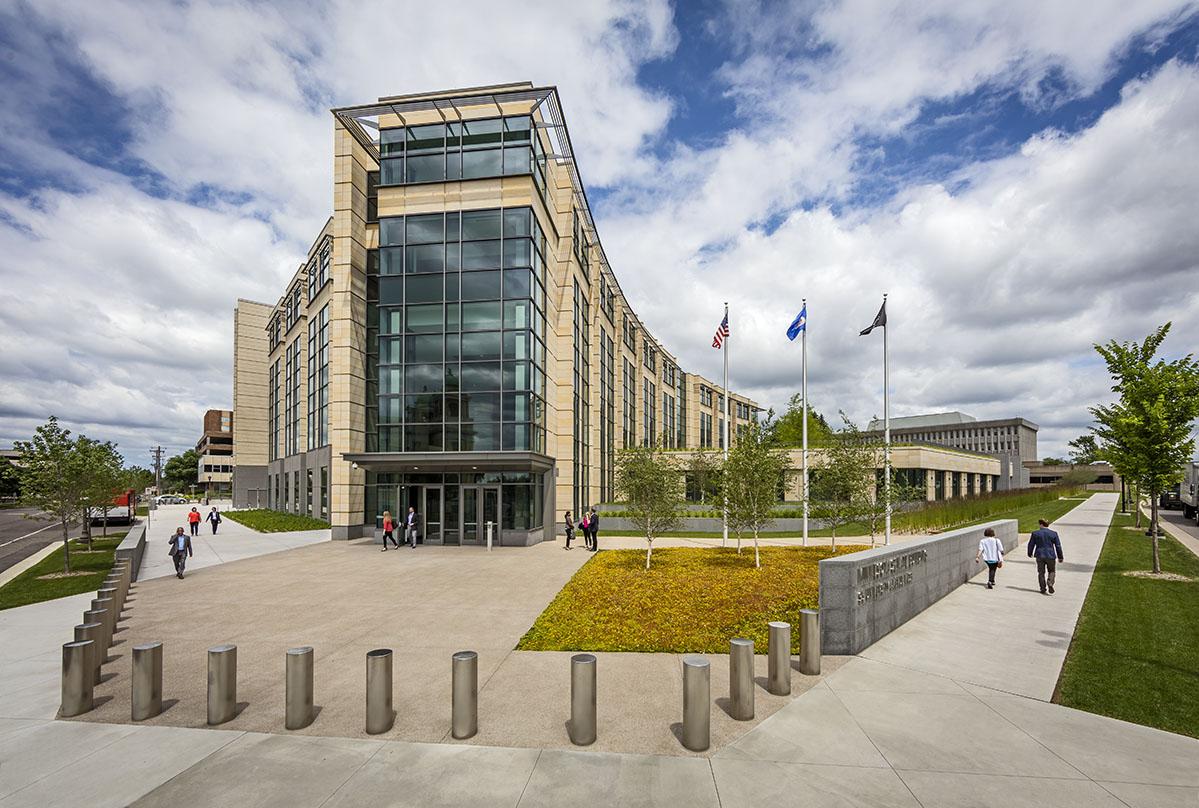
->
[195,409,233,499]
[232,299,273,508]
[866,411,1037,490]
[235,83,758,543]
[1024,461,1121,491]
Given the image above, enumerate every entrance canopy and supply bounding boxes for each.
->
[341,451,554,474]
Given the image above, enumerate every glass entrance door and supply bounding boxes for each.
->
[423,486,443,544]
[459,485,501,546]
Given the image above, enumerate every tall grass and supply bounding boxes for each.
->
[893,484,1082,533]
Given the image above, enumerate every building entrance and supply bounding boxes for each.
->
[401,485,443,545]
[460,485,500,546]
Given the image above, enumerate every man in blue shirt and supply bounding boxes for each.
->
[1027,518,1064,595]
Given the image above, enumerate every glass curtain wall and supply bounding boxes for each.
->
[572,280,591,516]
[600,330,615,501]
[307,305,329,448]
[367,206,548,453]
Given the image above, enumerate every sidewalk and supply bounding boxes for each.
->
[1,493,1196,807]
[138,504,328,579]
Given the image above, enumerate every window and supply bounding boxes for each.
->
[285,337,304,456]
[662,392,676,448]
[599,273,615,322]
[642,340,656,372]
[700,412,713,448]
[622,357,636,448]
[307,305,330,448]
[600,330,615,501]
[642,379,656,447]
[378,115,535,187]
[622,316,637,353]
[368,206,548,453]
[319,466,329,521]
[573,209,590,276]
[572,280,590,515]
[307,238,331,299]
[268,359,281,461]
[306,469,313,516]
[700,386,713,407]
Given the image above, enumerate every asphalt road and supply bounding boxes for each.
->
[0,507,74,574]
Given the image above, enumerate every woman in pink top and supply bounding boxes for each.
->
[381,510,399,551]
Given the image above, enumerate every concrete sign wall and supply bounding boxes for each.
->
[818,519,1018,654]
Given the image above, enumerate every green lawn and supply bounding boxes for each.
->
[601,495,1092,539]
[1056,512,1199,738]
[518,545,866,653]
[0,533,127,611]
[222,509,330,533]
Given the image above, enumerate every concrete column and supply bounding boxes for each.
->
[569,653,597,746]
[767,621,791,696]
[925,469,935,501]
[285,647,314,730]
[61,641,94,717]
[207,644,237,725]
[451,651,478,740]
[132,642,163,720]
[729,638,754,720]
[681,656,710,752]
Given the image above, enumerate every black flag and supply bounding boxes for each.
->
[859,300,887,336]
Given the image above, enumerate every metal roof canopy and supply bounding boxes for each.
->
[341,451,555,474]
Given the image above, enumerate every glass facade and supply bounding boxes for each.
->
[599,330,615,501]
[307,304,329,449]
[268,358,281,461]
[366,206,548,453]
[572,280,590,516]
[622,357,636,448]
[642,378,656,447]
[378,115,545,195]
[285,337,303,456]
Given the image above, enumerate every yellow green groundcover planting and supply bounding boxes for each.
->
[518,545,866,654]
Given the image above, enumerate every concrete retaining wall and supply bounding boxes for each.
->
[115,521,147,582]
[597,516,832,533]
[818,519,1018,654]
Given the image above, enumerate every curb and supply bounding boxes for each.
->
[0,539,70,590]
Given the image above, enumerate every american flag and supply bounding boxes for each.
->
[712,314,729,349]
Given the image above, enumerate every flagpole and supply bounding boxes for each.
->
[883,293,891,546]
[722,301,729,549]
[801,298,808,547]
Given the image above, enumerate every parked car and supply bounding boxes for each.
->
[1181,462,1199,523]
[154,494,188,505]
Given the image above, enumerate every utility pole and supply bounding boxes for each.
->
[150,446,164,494]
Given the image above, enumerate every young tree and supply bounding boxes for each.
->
[0,458,19,500]
[865,469,923,542]
[1067,435,1100,465]
[14,417,91,573]
[810,414,879,548]
[1090,323,1199,574]
[82,440,124,538]
[724,415,789,568]
[122,465,155,494]
[616,443,685,570]
[686,450,723,506]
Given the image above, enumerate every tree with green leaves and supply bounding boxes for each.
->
[1090,323,1199,574]
[615,442,685,570]
[0,458,19,500]
[774,393,833,448]
[723,414,789,568]
[811,414,879,548]
[864,469,923,542]
[686,449,723,505]
[163,449,199,493]
[14,417,92,573]
[1067,435,1100,465]
[122,465,155,494]
[82,440,125,538]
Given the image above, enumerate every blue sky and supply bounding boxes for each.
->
[0,0,1197,464]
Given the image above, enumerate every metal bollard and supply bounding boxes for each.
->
[98,587,120,620]
[569,653,597,746]
[799,609,821,675]
[681,655,710,752]
[90,600,114,649]
[75,623,103,685]
[285,647,314,730]
[103,577,121,608]
[84,608,110,655]
[768,621,792,695]
[132,642,163,720]
[729,638,754,720]
[61,640,94,717]
[365,648,393,734]
[207,644,237,725]
[451,650,478,739]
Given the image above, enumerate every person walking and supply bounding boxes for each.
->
[206,506,222,535]
[380,510,398,551]
[406,505,420,548]
[975,527,1004,589]
[588,506,600,552]
[167,527,193,579]
[563,510,575,550]
[187,507,201,536]
[1028,518,1064,595]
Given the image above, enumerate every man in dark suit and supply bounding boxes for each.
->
[168,527,193,579]
[406,506,420,548]
[1027,518,1064,595]
[588,506,600,552]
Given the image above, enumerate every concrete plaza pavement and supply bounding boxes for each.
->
[0,492,1196,806]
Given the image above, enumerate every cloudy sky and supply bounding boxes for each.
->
[1,0,1197,464]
